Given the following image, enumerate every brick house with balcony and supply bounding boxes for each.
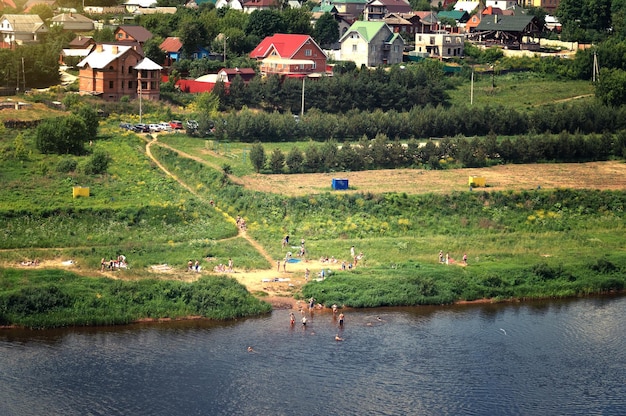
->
[250,33,328,77]
[77,43,162,101]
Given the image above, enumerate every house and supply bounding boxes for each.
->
[453,1,480,13]
[486,1,517,10]
[250,33,327,77]
[160,36,183,65]
[215,0,243,9]
[51,12,95,32]
[414,31,464,60]
[124,0,157,13]
[331,0,367,20]
[383,12,426,35]
[471,14,542,49]
[68,35,95,49]
[217,67,256,83]
[0,14,47,48]
[339,21,404,67]
[465,6,503,32]
[414,11,439,33]
[242,0,278,13]
[114,25,153,45]
[437,10,470,33]
[77,43,162,101]
[519,0,560,13]
[363,0,411,21]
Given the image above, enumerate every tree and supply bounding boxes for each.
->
[269,148,285,173]
[245,10,287,39]
[283,8,312,35]
[143,36,167,66]
[285,147,304,173]
[179,18,209,58]
[250,142,266,172]
[74,105,99,139]
[595,68,626,106]
[36,115,87,155]
[93,27,115,43]
[312,13,339,47]
[28,4,53,22]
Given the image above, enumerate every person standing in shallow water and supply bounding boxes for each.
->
[339,313,344,326]
[290,312,295,325]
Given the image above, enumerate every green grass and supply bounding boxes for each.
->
[447,72,596,111]
[0,268,271,329]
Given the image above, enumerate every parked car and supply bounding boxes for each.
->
[186,120,199,130]
[133,123,149,133]
[148,124,160,132]
[169,120,183,129]
[119,122,132,130]
[158,122,172,132]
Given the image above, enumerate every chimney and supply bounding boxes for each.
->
[112,45,118,54]
[96,44,103,52]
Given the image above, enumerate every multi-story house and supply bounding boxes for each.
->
[339,21,404,67]
[414,31,465,60]
[250,33,327,77]
[77,43,162,101]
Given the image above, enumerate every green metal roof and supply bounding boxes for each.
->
[475,15,536,32]
[347,21,386,43]
[437,10,469,22]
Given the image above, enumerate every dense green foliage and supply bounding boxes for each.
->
[0,268,271,329]
[246,129,626,173]
[211,100,626,143]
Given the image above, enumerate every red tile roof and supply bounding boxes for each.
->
[160,36,183,53]
[250,34,317,59]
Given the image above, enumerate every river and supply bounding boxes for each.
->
[1,295,624,415]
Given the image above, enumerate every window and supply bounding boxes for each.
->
[109,81,114,89]
[128,81,133,89]
[352,44,357,52]
[305,49,312,56]
[128,66,132,74]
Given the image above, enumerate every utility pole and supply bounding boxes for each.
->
[301,76,305,117]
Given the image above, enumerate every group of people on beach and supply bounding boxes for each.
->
[439,250,468,265]
[101,255,127,272]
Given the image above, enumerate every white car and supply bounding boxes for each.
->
[158,122,172,132]
[148,124,160,132]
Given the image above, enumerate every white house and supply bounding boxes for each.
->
[339,21,404,67]
[414,31,464,60]
[486,1,518,10]
[0,14,47,46]
[453,1,480,12]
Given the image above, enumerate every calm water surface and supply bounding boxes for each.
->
[1,295,624,415]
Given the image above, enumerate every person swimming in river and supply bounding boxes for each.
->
[335,334,344,341]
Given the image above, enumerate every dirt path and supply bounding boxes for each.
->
[146,136,300,306]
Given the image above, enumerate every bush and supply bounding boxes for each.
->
[83,149,111,175]
[56,157,78,173]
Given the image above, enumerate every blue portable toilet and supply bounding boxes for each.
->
[332,178,349,190]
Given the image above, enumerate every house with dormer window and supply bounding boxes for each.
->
[77,43,161,101]
[339,21,404,67]
[250,33,328,77]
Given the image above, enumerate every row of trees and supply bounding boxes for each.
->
[249,130,626,174]
[211,100,626,143]
[208,61,451,114]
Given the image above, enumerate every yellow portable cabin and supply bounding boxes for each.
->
[72,186,90,198]
[468,176,486,188]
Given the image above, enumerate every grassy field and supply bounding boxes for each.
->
[0,75,624,328]
[447,72,596,110]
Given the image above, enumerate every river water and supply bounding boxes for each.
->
[1,295,624,416]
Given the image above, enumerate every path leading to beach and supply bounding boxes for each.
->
[146,136,305,306]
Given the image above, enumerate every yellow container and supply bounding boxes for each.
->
[73,186,90,198]
[468,176,486,187]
